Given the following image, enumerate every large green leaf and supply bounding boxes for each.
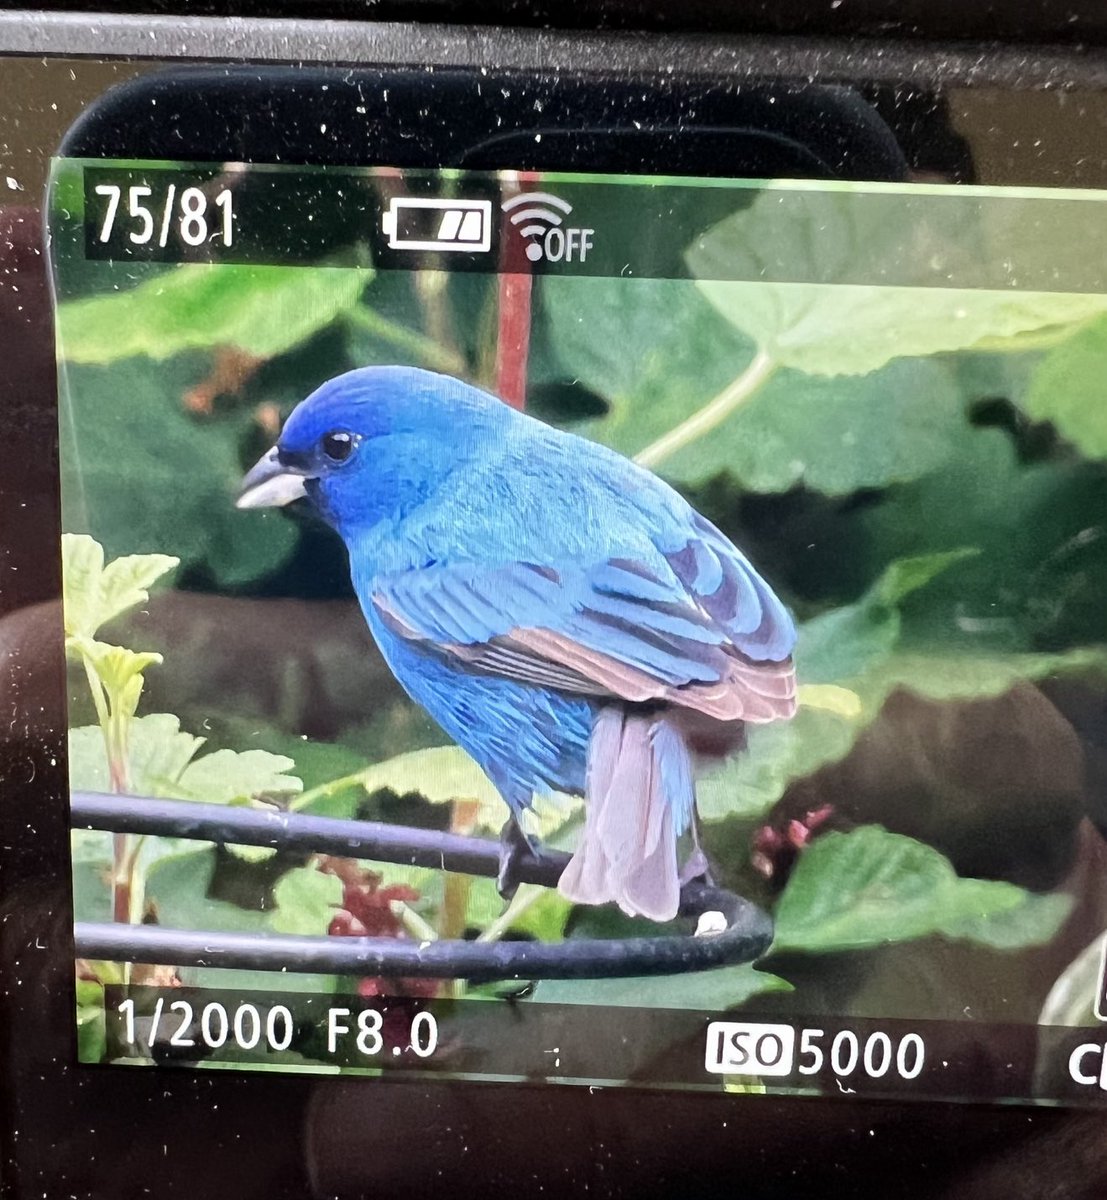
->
[688,185,1107,377]
[57,263,374,363]
[697,706,865,823]
[867,647,1107,704]
[695,282,1106,381]
[773,825,1071,953]
[860,425,1107,651]
[60,355,298,586]
[536,275,968,493]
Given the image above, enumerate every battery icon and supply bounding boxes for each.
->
[380,198,493,253]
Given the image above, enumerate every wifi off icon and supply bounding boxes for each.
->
[502,192,595,264]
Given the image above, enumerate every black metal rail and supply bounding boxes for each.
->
[70,791,774,980]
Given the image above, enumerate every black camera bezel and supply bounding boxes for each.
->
[5,16,1107,1198]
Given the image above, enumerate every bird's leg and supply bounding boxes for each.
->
[497,816,539,900]
[679,808,716,887]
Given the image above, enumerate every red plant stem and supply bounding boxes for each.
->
[494,170,541,411]
[112,833,131,923]
[494,272,532,410]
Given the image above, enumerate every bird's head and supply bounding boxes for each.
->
[237,366,508,533]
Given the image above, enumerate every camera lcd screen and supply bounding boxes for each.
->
[50,156,1107,1108]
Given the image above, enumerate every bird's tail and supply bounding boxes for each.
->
[558,707,692,923]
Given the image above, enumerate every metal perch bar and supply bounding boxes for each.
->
[71,791,774,980]
[71,790,571,886]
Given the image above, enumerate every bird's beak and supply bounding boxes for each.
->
[236,446,309,510]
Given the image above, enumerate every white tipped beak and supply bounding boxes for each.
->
[236,446,309,510]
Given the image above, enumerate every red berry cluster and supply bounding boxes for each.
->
[751,804,835,884]
[320,856,439,1000]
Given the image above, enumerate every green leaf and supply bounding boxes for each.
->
[174,748,302,806]
[1023,315,1107,459]
[465,877,573,943]
[66,636,162,720]
[179,745,303,860]
[71,859,113,922]
[697,706,864,823]
[873,549,980,607]
[348,744,577,836]
[75,980,107,1063]
[60,356,298,587]
[533,963,791,1010]
[696,282,1106,380]
[61,534,178,639]
[270,866,344,936]
[868,647,1107,704]
[68,715,205,796]
[688,185,1107,377]
[773,826,1070,953]
[57,264,374,363]
[353,745,500,809]
[856,424,1107,652]
[67,726,112,792]
[144,848,268,933]
[538,276,970,494]
[945,891,1072,950]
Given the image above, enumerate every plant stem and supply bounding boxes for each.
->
[389,899,439,944]
[79,649,132,925]
[494,273,532,409]
[79,653,111,765]
[633,348,776,469]
[492,170,540,409]
[111,835,131,923]
[476,883,544,943]
[345,306,465,376]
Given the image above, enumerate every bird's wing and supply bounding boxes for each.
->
[371,518,796,723]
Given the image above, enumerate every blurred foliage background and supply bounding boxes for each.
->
[51,168,1107,1071]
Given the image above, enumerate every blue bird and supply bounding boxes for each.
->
[238,366,797,922]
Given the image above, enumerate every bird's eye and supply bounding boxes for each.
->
[320,431,355,463]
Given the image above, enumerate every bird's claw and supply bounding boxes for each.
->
[497,818,539,900]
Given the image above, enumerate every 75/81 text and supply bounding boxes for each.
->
[92,182,235,250]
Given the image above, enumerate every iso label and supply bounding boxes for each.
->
[705,1021,796,1077]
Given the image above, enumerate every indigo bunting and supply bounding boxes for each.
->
[239,367,796,921]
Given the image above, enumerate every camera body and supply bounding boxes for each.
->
[5,13,1107,1198]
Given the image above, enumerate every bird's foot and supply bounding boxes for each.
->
[497,818,539,900]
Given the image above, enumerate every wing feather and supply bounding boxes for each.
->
[371,536,797,723]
